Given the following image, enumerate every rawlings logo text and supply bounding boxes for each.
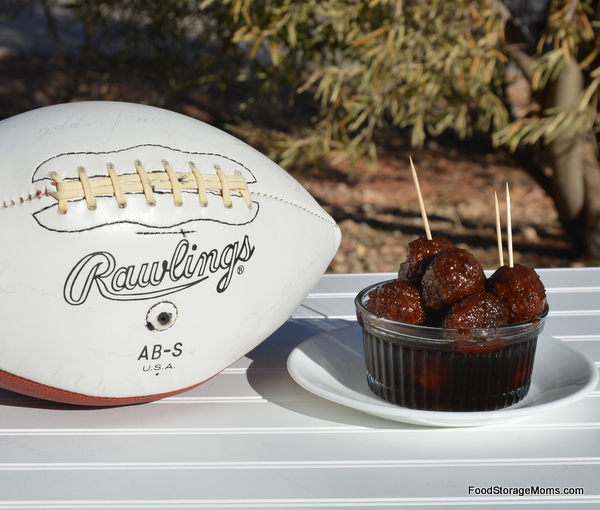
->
[64,236,255,305]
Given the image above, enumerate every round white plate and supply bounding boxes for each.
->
[287,325,599,427]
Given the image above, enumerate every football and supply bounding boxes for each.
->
[0,101,341,406]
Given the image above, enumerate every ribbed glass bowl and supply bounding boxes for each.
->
[355,281,548,412]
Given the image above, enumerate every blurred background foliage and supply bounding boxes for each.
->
[65,0,514,167]
[1,0,600,264]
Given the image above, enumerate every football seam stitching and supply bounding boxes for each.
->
[249,190,337,226]
[1,188,337,227]
[1,188,51,208]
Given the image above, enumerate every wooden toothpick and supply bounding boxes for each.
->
[506,182,514,268]
[409,156,432,240]
[494,191,504,267]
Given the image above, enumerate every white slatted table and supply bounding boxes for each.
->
[0,267,599,509]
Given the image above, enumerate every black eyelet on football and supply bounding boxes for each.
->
[146,301,178,332]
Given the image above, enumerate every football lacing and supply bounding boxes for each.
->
[49,160,252,214]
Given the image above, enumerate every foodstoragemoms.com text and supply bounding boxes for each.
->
[468,485,584,497]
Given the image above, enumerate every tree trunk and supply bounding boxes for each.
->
[544,59,600,262]
[544,60,585,224]
[581,135,600,261]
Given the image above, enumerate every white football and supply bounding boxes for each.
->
[0,101,341,405]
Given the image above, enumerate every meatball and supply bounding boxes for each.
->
[486,264,547,323]
[442,292,510,329]
[398,235,455,284]
[421,247,485,311]
[366,279,426,325]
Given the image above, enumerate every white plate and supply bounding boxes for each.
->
[287,325,599,427]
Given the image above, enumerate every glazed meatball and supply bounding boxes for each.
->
[442,292,510,329]
[398,235,455,284]
[421,247,485,311]
[486,264,547,323]
[366,279,426,325]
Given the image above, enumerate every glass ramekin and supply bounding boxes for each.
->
[355,280,548,412]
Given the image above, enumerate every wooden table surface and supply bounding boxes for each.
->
[0,268,599,509]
